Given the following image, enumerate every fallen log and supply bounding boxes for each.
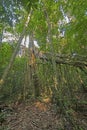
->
[37,52,87,73]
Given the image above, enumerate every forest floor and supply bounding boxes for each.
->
[0,98,87,130]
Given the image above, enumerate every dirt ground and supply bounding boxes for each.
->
[0,99,87,130]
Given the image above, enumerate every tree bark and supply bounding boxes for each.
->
[29,34,40,98]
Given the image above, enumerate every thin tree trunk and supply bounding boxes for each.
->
[43,4,58,91]
[0,25,4,45]
[0,8,33,88]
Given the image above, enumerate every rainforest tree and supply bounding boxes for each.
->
[0,0,87,129]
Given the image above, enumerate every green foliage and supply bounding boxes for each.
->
[0,57,27,102]
[0,0,24,27]
[0,43,13,77]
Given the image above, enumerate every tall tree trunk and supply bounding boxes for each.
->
[0,8,33,88]
[29,34,40,98]
[43,4,58,92]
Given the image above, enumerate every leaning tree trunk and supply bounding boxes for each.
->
[0,8,33,88]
